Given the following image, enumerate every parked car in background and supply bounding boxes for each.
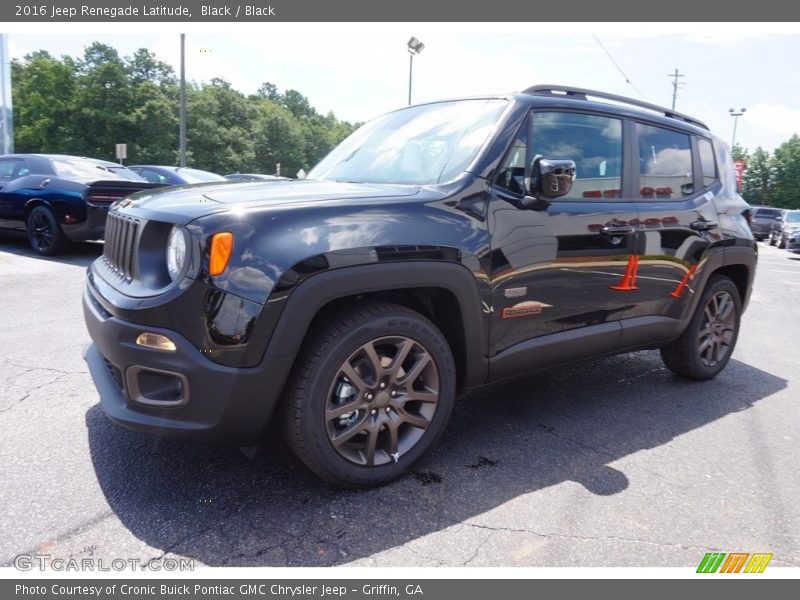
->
[749,206,783,241]
[769,209,800,248]
[224,173,290,182]
[0,154,161,255]
[128,166,227,186]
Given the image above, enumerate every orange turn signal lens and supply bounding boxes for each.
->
[209,232,234,276]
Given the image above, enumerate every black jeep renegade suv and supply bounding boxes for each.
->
[83,85,756,487]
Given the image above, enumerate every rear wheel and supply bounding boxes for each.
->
[26,206,66,256]
[283,302,456,487]
[660,275,741,380]
[769,232,777,246]
[779,235,787,249]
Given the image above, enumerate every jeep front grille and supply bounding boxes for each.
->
[103,212,139,281]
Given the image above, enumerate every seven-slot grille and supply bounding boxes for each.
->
[103,212,139,281]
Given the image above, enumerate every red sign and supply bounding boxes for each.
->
[734,160,746,189]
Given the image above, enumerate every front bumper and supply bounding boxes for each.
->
[82,284,282,444]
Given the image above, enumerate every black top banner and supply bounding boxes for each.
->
[3,0,800,22]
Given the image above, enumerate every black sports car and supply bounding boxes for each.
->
[0,154,163,255]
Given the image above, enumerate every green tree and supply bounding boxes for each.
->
[185,78,258,173]
[11,51,78,153]
[11,42,357,175]
[72,42,136,160]
[252,100,305,176]
[741,147,774,207]
[731,143,749,162]
[771,134,800,209]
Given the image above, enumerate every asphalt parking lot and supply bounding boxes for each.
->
[0,236,798,569]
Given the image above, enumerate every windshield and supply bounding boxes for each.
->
[51,158,135,180]
[785,212,800,223]
[308,99,507,185]
[755,208,781,218]
[105,165,146,181]
[176,168,227,183]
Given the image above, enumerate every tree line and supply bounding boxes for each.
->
[11,42,358,177]
[734,137,800,209]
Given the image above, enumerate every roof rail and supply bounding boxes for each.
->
[523,84,709,131]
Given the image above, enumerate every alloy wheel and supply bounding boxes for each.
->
[325,336,440,467]
[29,212,54,251]
[697,290,736,367]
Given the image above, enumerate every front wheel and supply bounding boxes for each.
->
[769,233,777,246]
[778,235,787,249]
[660,275,741,380]
[283,302,456,487]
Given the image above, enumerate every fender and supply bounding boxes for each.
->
[258,261,489,390]
[678,245,755,328]
[722,245,757,311]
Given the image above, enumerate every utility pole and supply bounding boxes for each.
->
[669,68,684,110]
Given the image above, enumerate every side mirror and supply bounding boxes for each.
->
[522,157,575,209]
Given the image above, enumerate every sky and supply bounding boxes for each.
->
[6,22,800,154]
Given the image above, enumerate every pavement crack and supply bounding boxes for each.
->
[0,372,72,413]
[463,522,729,554]
[0,510,116,566]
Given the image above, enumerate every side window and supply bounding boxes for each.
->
[636,123,693,199]
[697,138,717,188]
[141,169,166,184]
[13,159,30,178]
[531,112,623,200]
[494,123,527,195]
[0,159,20,180]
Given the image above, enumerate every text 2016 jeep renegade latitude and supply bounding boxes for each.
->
[83,85,756,487]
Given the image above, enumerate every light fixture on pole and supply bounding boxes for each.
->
[407,36,425,106]
[729,107,746,150]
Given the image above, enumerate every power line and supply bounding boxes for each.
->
[669,68,685,110]
[592,34,646,100]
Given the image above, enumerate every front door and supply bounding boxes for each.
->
[488,110,640,375]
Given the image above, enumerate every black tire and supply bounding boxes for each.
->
[769,233,777,246]
[283,302,456,488]
[779,235,787,249]
[660,275,741,380]
[26,206,66,256]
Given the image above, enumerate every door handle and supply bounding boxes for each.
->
[690,220,718,231]
[599,225,636,237]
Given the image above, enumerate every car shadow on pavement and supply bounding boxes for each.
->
[86,351,786,566]
[0,236,102,268]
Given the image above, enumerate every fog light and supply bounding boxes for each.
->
[136,332,176,352]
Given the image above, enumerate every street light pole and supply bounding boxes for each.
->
[729,107,746,150]
[179,33,187,167]
[408,52,413,106]
[407,36,425,106]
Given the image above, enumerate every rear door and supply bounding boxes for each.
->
[487,109,639,371]
[624,123,719,342]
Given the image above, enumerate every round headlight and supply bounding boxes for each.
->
[166,226,188,280]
